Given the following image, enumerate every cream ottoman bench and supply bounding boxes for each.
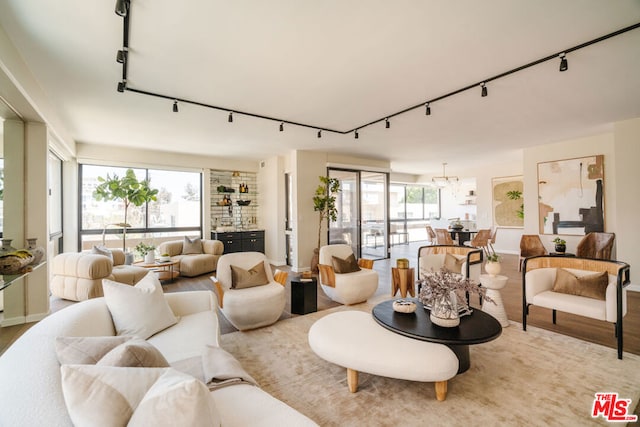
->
[308,311,459,401]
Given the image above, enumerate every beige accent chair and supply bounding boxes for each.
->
[522,255,630,359]
[158,239,224,277]
[50,249,148,301]
[211,252,287,331]
[318,244,378,305]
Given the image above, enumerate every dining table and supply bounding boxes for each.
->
[449,229,478,245]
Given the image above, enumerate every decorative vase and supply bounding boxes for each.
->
[1,239,16,256]
[26,238,45,266]
[124,252,134,265]
[144,252,155,264]
[485,261,502,277]
[429,291,460,327]
[555,243,566,253]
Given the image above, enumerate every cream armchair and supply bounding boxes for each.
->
[318,244,378,305]
[50,249,148,301]
[417,245,483,282]
[522,256,630,359]
[211,252,287,331]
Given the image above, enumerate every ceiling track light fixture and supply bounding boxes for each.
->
[116,49,127,64]
[317,130,322,138]
[173,100,178,113]
[354,129,359,139]
[115,0,129,17]
[432,163,459,188]
[559,53,568,72]
[279,122,284,131]
[228,112,233,123]
[113,16,640,137]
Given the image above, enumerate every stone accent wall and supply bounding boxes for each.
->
[210,170,259,230]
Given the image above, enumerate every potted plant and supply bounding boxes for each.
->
[93,169,159,260]
[135,242,156,264]
[311,176,341,273]
[552,237,567,253]
[417,267,493,327]
[484,246,501,276]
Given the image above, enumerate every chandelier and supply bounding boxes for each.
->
[432,163,459,188]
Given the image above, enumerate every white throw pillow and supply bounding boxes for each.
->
[61,365,220,427]
[103,273,178,340]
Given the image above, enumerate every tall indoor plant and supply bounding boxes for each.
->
[93,169,159,253]
[311,176,340,272]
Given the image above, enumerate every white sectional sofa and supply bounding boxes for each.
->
[0,288,317,426]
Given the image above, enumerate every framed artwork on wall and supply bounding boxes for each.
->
[492,175,524,228]
[537,155,604,235]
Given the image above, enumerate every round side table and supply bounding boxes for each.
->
[479,274,509,327]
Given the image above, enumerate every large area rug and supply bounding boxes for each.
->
[220,300,640,427]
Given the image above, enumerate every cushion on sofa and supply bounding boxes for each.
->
[56,336,132,365]
[444,253,465,274]
[230,262,269,289]
[331,254,361,274]
[103,273,178,339]
[91,245,113,262]
[60,365,221,427]
[183,236,204,255]
[552,268,608,300]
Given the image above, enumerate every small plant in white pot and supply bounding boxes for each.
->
[484,247,501,277]
[135,242,156,264]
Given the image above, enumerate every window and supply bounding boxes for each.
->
[79,164,202,250]
[389,183,440,242]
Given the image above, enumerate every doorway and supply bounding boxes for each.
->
[328,168,389,260]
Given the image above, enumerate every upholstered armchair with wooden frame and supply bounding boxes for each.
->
[318,244,378,305]
[211,252,287,331]
[522,255,630,359]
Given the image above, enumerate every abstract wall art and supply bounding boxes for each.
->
[537,155,604,235]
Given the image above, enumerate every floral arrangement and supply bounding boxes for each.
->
[134,242,156,256]
[417,267,493,316]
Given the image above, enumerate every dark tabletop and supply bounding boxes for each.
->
[372,299,502,345]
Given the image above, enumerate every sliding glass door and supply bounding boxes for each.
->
[328,168,388,260]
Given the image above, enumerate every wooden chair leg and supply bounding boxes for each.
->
[435,381,448,401]
[347,368,359,393]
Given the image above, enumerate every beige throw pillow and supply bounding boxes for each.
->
[230,262,269,289]
[91,245,113,262]
[443,253,465,274]
[98,339,169,368]
[56,336,132,365]
[182,236,203,255]
[61,365,220,427]
[331,254,361,274]
[552,268,609,300]
[103,273,178,339]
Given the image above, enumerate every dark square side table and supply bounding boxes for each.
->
[291,277,318,315]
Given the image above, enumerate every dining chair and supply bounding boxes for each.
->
[426,225,437,245]
[435,229,454,245]
[466,229,492,255]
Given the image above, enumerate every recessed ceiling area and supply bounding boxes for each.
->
[0,1,639,175]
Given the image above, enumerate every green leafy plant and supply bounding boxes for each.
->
[552,237,566,245]
[313,176,340,251]
[485,245,501,263]
[134,242,156,256]
[93,169,159,251]
[506,190,524,219]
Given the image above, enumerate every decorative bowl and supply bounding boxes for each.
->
[0,251,35,275]
[236,200,251,206]
[392,299,417,314]
[158,256,171,263]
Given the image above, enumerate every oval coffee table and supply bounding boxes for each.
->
[372,298,502,373]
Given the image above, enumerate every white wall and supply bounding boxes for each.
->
[258,156,286,265]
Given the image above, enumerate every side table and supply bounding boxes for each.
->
[479,274,509,327]
[291,277,317,315]
[391,267,415,298]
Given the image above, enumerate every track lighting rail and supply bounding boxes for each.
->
[114,2,640,137]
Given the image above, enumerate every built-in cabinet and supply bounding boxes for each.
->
[212,230,265,254]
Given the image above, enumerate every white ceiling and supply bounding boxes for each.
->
[1,0,639,175]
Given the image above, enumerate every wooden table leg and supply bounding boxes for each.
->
[347,368,359,393]
[435,380,448,401]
